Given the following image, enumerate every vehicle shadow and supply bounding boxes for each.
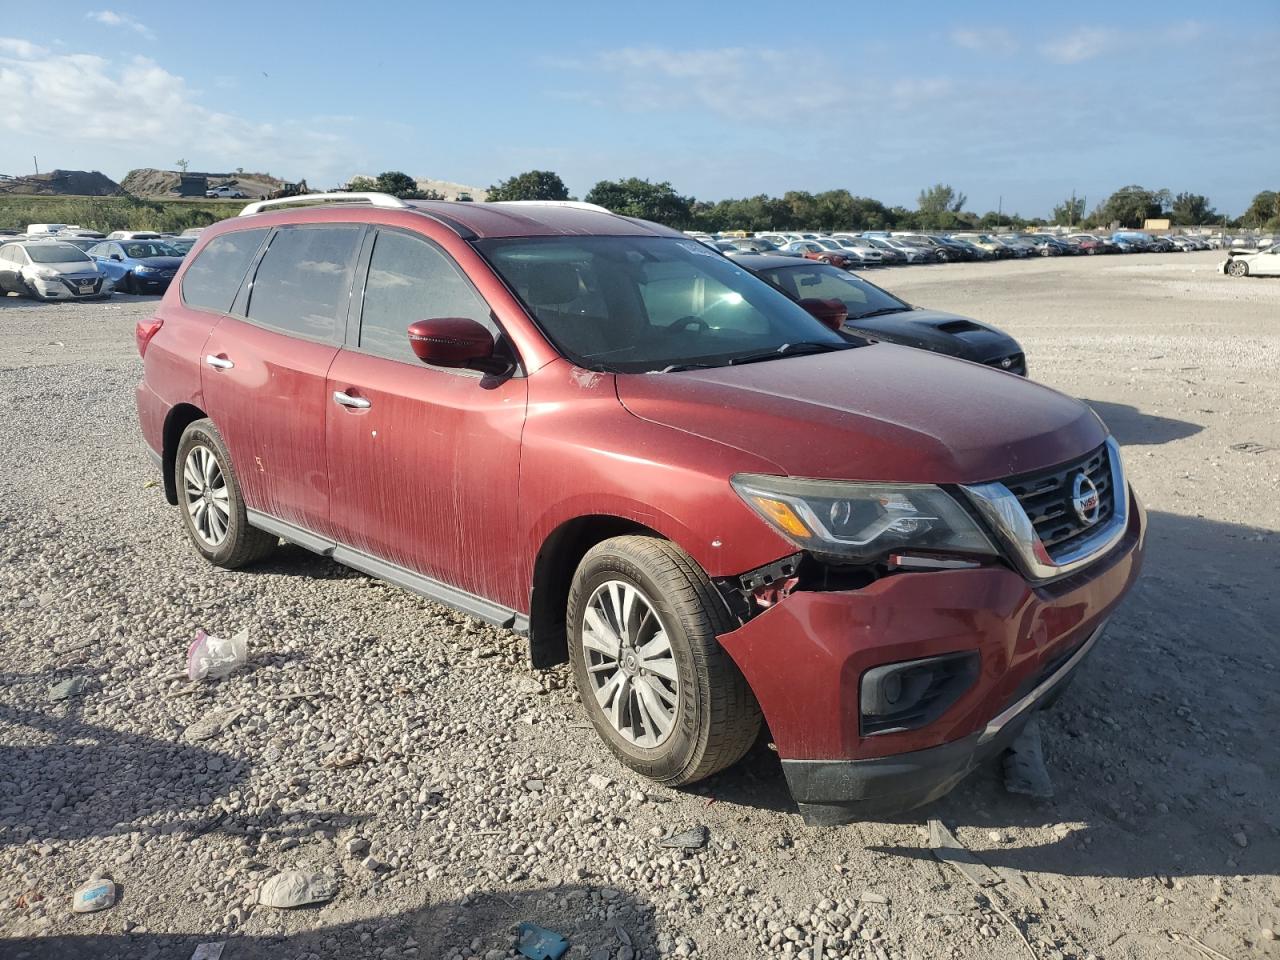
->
[1084,399,1202,445]
[3,883,656,959]
[704,509,1279,881]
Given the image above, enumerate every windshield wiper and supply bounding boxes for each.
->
[728,341,853,366]
[849,306,909,320]
[657,361,719,373]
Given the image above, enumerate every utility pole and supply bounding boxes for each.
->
[33,156,38,175]
[997,195,1003,229]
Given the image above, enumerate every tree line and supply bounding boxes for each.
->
[350,169,1280,232]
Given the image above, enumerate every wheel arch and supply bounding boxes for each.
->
[527,514,667,669]
[161,403,208,505]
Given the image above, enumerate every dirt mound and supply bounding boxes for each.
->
[121,168,293,199]
[0,169,121,196]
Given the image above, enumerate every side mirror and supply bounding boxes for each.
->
[407,317,502,373]
[110,254,122,261]
[799,298,848,332]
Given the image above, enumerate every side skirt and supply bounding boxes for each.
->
[245,509,529,634]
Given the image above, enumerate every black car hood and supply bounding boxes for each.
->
[844,307,1021,366]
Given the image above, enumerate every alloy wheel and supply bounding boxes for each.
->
[581,580,679,747]
[182,444,231,547]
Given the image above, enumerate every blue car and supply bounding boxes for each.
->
[87,239,185,294]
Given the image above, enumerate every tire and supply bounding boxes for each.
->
[568,535,761,786]
[119,272,134,295]
[1227,259,1248,278]
[175,419,277,568]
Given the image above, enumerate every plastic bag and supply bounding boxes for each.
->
[187,628,248,681]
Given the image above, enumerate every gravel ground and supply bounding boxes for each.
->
[1,252,1277,960]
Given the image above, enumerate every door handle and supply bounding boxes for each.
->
[205,354,234,370]
[332,391,371,409]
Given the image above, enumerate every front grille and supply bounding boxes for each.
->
[59,276,102,295]
[984,352,1026,376]
[1004,443,1114,558]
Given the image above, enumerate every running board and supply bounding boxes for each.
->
[246,509,524,631]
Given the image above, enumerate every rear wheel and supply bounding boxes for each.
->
[175,419,277,568]
[119,272,134,294]
[568,536,761,786]
[1227,259,1249,278]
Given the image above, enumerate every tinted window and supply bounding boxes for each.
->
[247,226,362,340]
[182,228,268,313]
[358,230,493,362]
[758,263,907,319]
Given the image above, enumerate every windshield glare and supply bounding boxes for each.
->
[757,262,906,319]
[25,244,92,264]
[122,242,179,258]
[476,236,847,373]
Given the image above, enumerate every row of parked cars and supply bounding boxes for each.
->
[693,229,1229,268]
[0,224,206,301]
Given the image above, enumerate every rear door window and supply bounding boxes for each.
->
[246,225,363,341]
[357,229,494,363]
[181,228,269,313]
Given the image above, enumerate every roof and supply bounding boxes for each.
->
[730,253,817,271]
[403,200,683,240]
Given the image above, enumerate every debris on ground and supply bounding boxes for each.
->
[928,819,1001,889]
[182,707,244,742]
[322,752,364,769]
[49,676,87,701]
[658,825,709,850]
[71,878,117,913]
[257,870,338,909]
[1002,715,1055,799]
[516,922,570,960]
[187,627,248,681]
[190,943,226,960]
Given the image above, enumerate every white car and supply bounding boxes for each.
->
[205,185,247,199]
[0,240,114,300]
[1222,245,1280,277]
[107,231,163,241]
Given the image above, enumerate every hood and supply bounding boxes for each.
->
[842,308,1020,364]
[616,343,1103,484]
[134,256,185,270]
[26,260,100,275]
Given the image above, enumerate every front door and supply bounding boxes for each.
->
[325,227,527,609]
[200,223,365,536]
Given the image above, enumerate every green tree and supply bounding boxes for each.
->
[1169,192,1219,225]
[346,172,440,200]
[486,170,570,202]
[175,159,189,174]
[917,184,967,229]
[346,176,378,192]
[1240,190,1279,228]
[1051,195,1086,226]
[1097,185,1170,228]
[584,177,692,225]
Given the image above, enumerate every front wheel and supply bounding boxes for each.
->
[1227,259,1249,278]
[175,419,277,568]
[568,536,761,786]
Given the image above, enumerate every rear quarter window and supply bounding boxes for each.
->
[181,228,269,313]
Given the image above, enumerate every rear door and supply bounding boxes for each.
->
[0,246,22,292]
[325,226,527,609]
[200,223,365,536]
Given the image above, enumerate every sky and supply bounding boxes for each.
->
[1,1,1276,218]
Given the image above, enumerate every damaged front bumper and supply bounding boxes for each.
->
[716,490,1145,825]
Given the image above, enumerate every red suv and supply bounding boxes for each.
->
[136,194,1145,824]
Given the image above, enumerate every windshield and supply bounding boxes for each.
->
[476,236,847,373]
[815,239,843,250]
[25,243,92,264]
[122,241,179,258]
[756,262,907,319]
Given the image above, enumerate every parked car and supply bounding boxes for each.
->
[181,227,208,238]
[1168,236,1196,252]
[136,193,1144,823]
[0,240,114,300]
[740,254,1026,374]
[947,238,992,261]
[107,230,164,241]
[206,185,248,199]
[725,238,785,255]
[1067,234,1115,254]
[1223,245,1280,277]
[88,239,184,294]
[869,236,936,263]
[951,234,1013,259]
[837,235,904,265]
[58,228,106,240]
[815,237,882,267]
[25,223,69,236]
[780,240,858,269]
[165,236,198,256]
[994,236,1035,258]
[1024,235,1069,256]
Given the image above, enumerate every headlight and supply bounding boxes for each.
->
[135,265,155,274]
[731,474,996,563]
[32,267,59,279]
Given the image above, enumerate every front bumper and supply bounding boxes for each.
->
[717,488,1145,822]
[129,271,174,293]
[31,275,110,299]
[783,620,1103,824]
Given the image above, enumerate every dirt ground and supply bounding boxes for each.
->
[0,251,1276,960]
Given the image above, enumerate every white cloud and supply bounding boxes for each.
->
[87,10,155,41]
[0,37,46,58]
[1039,27,1116,64]
[949,27,1019,56]
[0,37,356,184]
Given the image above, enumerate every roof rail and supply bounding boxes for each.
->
[238,192,409,217]
[494,200,612,214]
